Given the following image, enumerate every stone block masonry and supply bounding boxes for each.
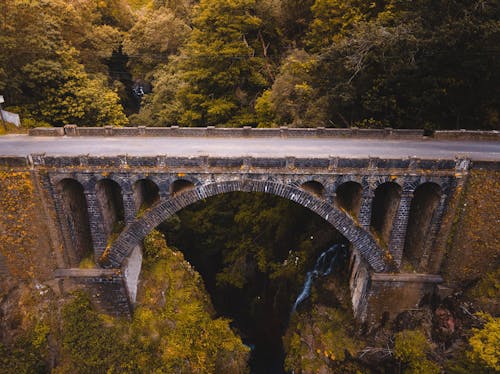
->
[2,154,494,323]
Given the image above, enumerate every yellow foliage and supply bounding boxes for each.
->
[467,313,500,371]
[0,169,37,278]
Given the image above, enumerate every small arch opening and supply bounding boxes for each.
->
[403,183,442,271]
[170,179,195,196]
[335,181,362,218]
[96,179,125,239]
[300,180,325,198]
[370,182,402,245]
[133,179,160,214]
[57,178,93,266]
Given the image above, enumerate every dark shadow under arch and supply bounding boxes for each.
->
[57,178,93,266]
[102,180,388,272]
[133,179,160,213]
[96,178,125,238]
[370,182,402,245]
[170,179,196,196]
[335,181,362,218]
[300,180,325,198]
[403,182,442,270]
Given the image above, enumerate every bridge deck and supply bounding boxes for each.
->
[1,135,499,160]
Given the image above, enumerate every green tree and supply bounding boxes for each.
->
[175,0,269,126]
[0,0,128,126]
[22,49,128,127]
[123,6,191,79]
[255,49,327,127]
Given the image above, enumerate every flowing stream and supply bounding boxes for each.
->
[291,243,346,313]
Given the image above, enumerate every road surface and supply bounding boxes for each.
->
[0,135,499,160]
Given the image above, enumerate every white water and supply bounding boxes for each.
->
[291,244,346,313]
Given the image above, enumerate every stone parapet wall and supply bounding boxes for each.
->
[27,125,500,140]
[434,130,499,141]
[29,125,426,139]
[28,127,65,136]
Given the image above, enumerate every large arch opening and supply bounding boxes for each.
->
[150,192,351,373]
[108,180,387,373]
[335,181,362,218]
[96,179,125,241]
[403,183,442,271]
[57,178,93,266]
[133,178,160,215]
[370,182,402,246]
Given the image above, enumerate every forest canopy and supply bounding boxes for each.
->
[0,0,499,129]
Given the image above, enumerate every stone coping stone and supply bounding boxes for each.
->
[54,268,121,278]
[371,273,443,283]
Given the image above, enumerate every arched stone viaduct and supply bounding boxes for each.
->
[37,154,469,322]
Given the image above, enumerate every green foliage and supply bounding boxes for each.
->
[56,232,250,373]
[284,306,361,373]
[130,230,250,373]
[394,329,440,374]
[467,313,500,371]
[0,0,129,127]
[172,0,270,126]
[57,291,122,373]
[123,6,191,79]
[261,49,328,127]
[167,192,339,292]
[306,0,377,52]
[142,228,170,266]
[3,0,498,129]
[0,337,48,374]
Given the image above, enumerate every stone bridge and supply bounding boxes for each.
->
[30,153,472,323]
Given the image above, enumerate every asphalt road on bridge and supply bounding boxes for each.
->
[0,135,499,161]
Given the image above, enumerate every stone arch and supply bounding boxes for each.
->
[300,180,325,198]
[133,179,160,213]
[370,181,402,245]
[403,182,442,270]
[335,181,363,218]
[95,178,125,239]
[170,179,196,196]
[56,178,93,266]
[96,174,130,191]
[102,179,389,272]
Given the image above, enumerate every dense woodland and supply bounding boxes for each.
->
[1,0,499,129]
[0,1,499,373]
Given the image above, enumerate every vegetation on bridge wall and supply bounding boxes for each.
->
[443,170,500,314]
[0,169,54,280]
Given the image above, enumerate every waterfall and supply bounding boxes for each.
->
[291,244,346,313]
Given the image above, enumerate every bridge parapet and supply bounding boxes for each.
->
[28,125,500,141]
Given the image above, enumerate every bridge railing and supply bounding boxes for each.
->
[30,125,426,138]
[28,125,499,140]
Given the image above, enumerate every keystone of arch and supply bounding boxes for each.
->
[100,179,389,272]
